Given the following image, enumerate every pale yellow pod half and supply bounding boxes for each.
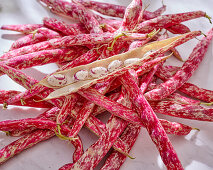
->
[39,31,199,100]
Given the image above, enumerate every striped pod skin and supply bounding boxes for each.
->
[0,130,55,164]
[135,11,207,33]
[118,0,142,32]
[0,32,148,61]
[150,100,213,121]
[76,0,166,20]
[10,27,61,50]
[145,28,213,101]
[156,66,213,103]
[70,116,127,170]
[43,17,88,35]
[0,47,88,75]
[1,24,43,34]
[166,24,191,34]
[120,71,183,170]
[40,0,103,34]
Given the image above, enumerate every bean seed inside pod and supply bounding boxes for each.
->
[47,74,67,87]
[90,67,108,78]
[108,60,123,72]
[124,58,140,66]
[74,70,89,81]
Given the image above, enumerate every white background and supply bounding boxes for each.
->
[0,0,213,169]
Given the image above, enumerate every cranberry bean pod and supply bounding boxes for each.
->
[150,100,213,121]
[156,66,213,103]
[120,71,183,169]
[77,0,165,20]
[166,24,191,34]
[43,17,87,35]
[0,32,147,60]
[119,0,143,32]
[135,11,208,33]
[0,130,54,164]
[145,28,213,101]
[10,27,61,50]
[71,116,127,169]
[40,0,103,33]
[0,47,88,75]
[1,24,43,34]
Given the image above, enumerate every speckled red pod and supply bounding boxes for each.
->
[56,94,78,124]
[77,0,165,21]
[40,0,103,33]
[9,107,59,137]
[120,71,183,169]
[78,88,143,126]
[179,83,213,103]
[0,32,147,61]
[159,119,195,136]
[0,130,54,164]
[0,64,38,89]
[10,27,61,50]
[167,24,191,34]
[166,92,201,105]
[101,123,140,170]
[150,100,213,121]
[136,11,207,33]
[43,17,87,35]
[69,80,112,138]
[1,24,43,34]
[156,65,213,103]
[119,0,142,32]
[145,28,213,101]
[0,90,20,103]
[0,47,87,75]
[71,116,127,169]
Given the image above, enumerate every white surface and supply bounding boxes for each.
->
[0,0,213,169]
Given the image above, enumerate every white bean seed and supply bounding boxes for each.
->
[90,67,108,78]
[47,74,67,87]
[108,60,123,72]
[124,58,140,66]
[74,70,89,81]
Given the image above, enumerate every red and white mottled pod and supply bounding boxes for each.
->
[119,0,142,32]
[150,100,213,121]
[166,92,201,105]
[156,65,213,103]
[0,47,88,75]
[56,94,78,124]
[135,11,207,33]
[0,130,54,164]
[77,0,165,20]
[166,24,191,34]
[145,28,213,101]
[10,27,61,50]
[40,0,103,34]
[101,123,141,170]
[160,119,196,136]
[43,17,87,35]
[71,116,127,169]
[78,87,143,126]
[1,24,43,34]
[0,90,20,103]
[0,64,38,90]
[0,32,148,60]
[120,71,183,169]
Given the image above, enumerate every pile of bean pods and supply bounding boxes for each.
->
[0,0,213,169]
